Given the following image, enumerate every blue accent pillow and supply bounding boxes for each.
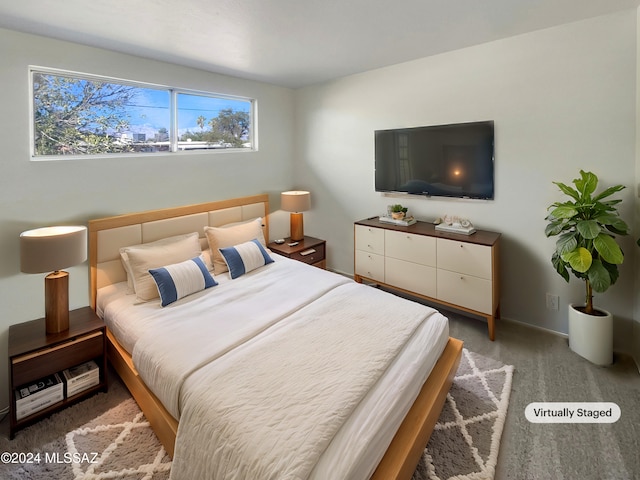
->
[219,239,274,279]
[149,256,218,307]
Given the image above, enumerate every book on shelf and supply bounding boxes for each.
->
[15,373,64,419]
[63,360,100,397]
[378,215,417,226]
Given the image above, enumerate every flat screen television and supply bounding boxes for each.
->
[375,120,495,200]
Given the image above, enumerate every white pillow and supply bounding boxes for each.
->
[219,239,274,279]
[204,217,266,274]
[120,232,202,301]
[149,256,218,307]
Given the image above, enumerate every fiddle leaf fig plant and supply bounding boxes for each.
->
[545,170,629,315]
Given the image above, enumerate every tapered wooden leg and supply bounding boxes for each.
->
[487,315,495,341]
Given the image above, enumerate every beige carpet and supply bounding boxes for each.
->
[0,349,513,480]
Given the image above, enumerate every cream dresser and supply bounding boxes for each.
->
[354,218,501,340]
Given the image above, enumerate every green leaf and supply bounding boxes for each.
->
[602,260,620,286]
[601,199,623,208]
[593,234,624,264]
[553,181,580,201]
[598,215,629,235]
[556,233,577,255]
[574,170,598,198]
[561,247,592,273]
[545,221,566,237]
[576,220,600,239]
[551,252,570,282]
[550,205,578,219]
[592,184,625,202]
[588,259,611,293]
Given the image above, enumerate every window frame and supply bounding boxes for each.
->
[29,66,257,160]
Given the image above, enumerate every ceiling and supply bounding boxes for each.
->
[1,0,639,88]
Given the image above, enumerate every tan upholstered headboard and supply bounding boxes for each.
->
[88,194,270,309]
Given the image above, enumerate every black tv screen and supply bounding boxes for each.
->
[375,121,495,200]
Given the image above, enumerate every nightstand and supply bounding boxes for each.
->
[8,307,108,439]
[268,236,326,269]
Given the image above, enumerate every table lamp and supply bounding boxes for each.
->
[20,225,88,334]
[281,191,310,241]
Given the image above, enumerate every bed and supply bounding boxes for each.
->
[88,194,463,480]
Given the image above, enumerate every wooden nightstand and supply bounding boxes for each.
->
[268,236,326,269]
[8,307,108,438]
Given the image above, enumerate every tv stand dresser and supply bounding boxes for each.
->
[354,218,501,340]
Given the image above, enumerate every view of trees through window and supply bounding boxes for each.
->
[31,69,254,157]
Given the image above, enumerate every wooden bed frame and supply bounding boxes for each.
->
[88,194,463,480]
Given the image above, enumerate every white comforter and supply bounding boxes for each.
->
[171,282,432,480]
[131,257,350,418]
[99,256,448,480]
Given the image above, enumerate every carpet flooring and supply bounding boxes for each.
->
[443,309,640,480]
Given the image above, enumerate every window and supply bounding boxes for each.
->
[31,68,255,158]
[176,93,252,151]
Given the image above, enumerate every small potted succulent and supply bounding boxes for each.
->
[390,204,408,220]
[545,170,629,365]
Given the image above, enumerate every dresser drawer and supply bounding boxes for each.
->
[385,230,436,266]
[437,269,492,314]
[385,257,437,298]
[12,331,104,386]
[355,250,385,282]
[437,238,492,279]
[355,225,385,255]
[290,243,325,265]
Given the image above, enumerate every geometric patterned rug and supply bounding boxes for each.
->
[65,407,171,479]
[0,397,171,480]
[1,349,512,480]
[413,349,515,480]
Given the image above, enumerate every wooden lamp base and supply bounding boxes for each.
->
[45,270,70,334]
[290,212,304,241]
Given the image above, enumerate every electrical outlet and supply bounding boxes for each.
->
[546,293,559,311]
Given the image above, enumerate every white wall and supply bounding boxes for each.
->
[294,11,638,348]
[0,27,295,407]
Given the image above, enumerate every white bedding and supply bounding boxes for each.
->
[98,254,449,480]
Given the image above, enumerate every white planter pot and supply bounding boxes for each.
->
[568,304,613,366]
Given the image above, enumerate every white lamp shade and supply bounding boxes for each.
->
[20,226,88,273]
[281,191,311,212]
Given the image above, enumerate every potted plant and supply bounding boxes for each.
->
[545,170,629,365]
[390,204,408,220]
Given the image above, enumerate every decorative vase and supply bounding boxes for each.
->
[568,304,613,366]
[391,212,405,220]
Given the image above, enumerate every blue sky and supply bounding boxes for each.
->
[129,88,250,135]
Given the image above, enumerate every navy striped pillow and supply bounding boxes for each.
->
[219,239,274,279]
[149,256,217,307]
